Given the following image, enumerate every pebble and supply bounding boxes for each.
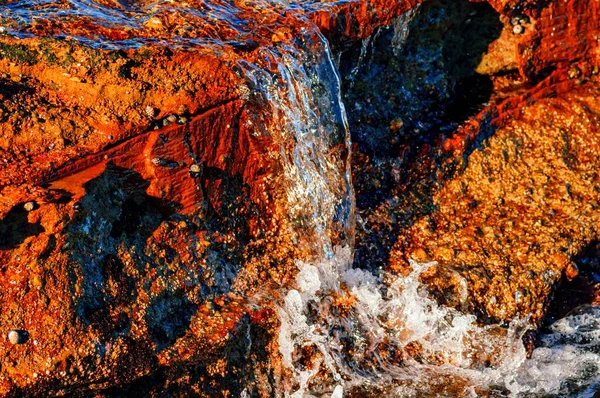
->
[23,201,36,212]
[167,114,177,123]
[565,262,579,281]
[151,157,164,166]
[568,66,581,79]
[8,330,24,345]
[145,105,156,119]
[513,25,524,35]
[189,163,202,173]
[511,15,530,26]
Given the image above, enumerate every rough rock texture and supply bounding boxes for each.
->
[391,79,600,323]
[0,0,420,396]
[0,0,599,395]
[347,0,600,325]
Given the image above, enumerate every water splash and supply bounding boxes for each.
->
[347,6,417,87]
[277,253,600,396]
[391,7,418,56]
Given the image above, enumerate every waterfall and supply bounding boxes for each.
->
[239,13,600,398]
[238,20,358,396]
[239,23,355,266]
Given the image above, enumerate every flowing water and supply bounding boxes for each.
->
[2,1,600,396]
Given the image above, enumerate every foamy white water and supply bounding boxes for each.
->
[235,9,600,398]
[277,254,600,397]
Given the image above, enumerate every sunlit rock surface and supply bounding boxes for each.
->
[349,0,600,323]
[0,0,599,396]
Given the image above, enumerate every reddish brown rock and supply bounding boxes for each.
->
[312,0,423,42]
[378,0,600,324]
[346,0,600,327]
[1,0,600,395]
[391,78,600,323]
[475,0,600,80]
[0,0,423,395]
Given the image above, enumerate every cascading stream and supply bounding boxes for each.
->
[237,19,359,395]
[239,11,600,398]
[239,24,355,265]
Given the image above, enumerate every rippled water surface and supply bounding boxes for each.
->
[0,0,351,48]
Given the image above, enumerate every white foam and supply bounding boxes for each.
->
[296,262,322,296]
[276,254,600,396]
[331,385,343,398]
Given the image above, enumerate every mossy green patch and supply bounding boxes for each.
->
[0,42,39,65]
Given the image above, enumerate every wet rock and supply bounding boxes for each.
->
[387,77,600,325]
[346,0,600,327]
[340,0,505,156]
[0,0,598,395]
[0,0,420,395]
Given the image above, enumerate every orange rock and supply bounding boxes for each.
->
[1,0,600,394]
[389,78,600,324]
[0,0,426,395]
